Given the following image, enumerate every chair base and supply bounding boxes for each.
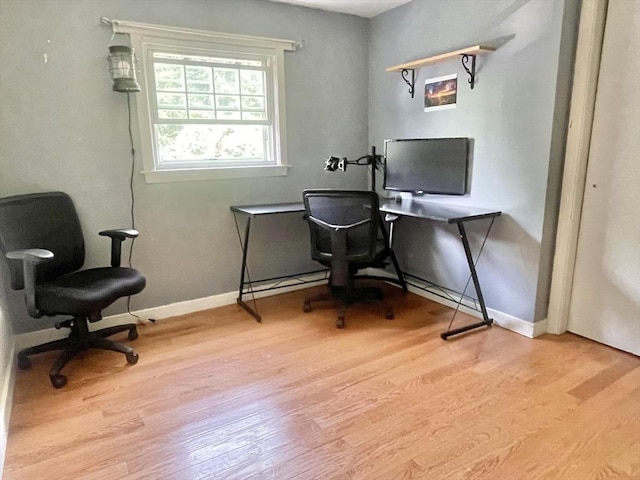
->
[17,317,139,388]
[303,285,394,329]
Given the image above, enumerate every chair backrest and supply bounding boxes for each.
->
[303,190,381,285]
[0,192,85,290]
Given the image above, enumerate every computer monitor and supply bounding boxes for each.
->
[383,138,469,195]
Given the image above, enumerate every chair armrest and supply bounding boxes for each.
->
[5,249,54,318]
[5,248,54,262]
[99,229,139,240]
[99,229,139,267]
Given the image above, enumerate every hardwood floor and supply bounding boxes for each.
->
[4,286,640,479]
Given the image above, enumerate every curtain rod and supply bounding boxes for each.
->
[99,17,305,50]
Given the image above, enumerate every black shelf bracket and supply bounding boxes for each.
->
[387,45,494,97]
[398,56,479,97]
[461,54,477,89]
[401,68,415,98]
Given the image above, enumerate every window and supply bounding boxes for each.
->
[151,51,270,168]
[110,20,296,183]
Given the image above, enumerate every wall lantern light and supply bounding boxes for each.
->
[107,43,141,93]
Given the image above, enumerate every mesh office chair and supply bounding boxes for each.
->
[302,189,405,328]
[0,192,146,388]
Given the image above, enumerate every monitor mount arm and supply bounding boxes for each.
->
[324,146,384,192]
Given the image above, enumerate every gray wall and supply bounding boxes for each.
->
[0,0,580,333]
[0,0,370,334]
[369,0,579,322]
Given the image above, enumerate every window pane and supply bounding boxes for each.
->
[240,70,265,95]
[215,95,240,110]
[214,68,239,94]
[155,124,266,162]
[189,111,216,119]
[154,63,185,90]
[186,66,212,93]
[242,111,266,121]
[188,94,213,108]
[158,109,188,119]
[217,111,241,120]
[187,83,212,93]
[157,92,186,108]
[241,96,264,111]
[157,80,184,90]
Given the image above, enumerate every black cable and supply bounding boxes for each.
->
[125,92,143,321]
[126,92,136,263]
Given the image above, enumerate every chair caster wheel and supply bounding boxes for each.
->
[386,310,395,320]
[336,317,345,329]
[18,356,32,370]
[303,303,311,313]
[50,374,67,389]
[128,328,138,341]
[126,352,139,365]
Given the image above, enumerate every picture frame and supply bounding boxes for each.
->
[424,73,457,112]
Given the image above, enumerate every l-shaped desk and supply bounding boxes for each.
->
[230,198,501,339]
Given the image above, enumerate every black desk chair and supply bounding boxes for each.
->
[302,189,406,328]
[0,192,146,388]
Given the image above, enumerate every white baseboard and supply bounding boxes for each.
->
[13,270,543,352]
[13,295,241,351]
[14,274,329,351]
[490,310,548,338]
[1,338,16,478]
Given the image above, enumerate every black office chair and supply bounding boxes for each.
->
[302,189,406,328]
[0,192,146,388]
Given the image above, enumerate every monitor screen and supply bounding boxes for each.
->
[383,138,469,195]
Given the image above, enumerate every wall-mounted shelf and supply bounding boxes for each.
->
[386,45,496,97]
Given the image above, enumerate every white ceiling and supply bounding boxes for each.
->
[268,0,412,18]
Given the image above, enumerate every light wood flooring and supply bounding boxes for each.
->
[4,286,640,479]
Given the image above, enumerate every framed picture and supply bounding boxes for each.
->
[424,73,457,112]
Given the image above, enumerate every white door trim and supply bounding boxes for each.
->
[546,0,608,335]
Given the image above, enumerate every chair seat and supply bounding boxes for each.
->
[36,267,146,317]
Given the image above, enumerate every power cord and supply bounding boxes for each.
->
[127,92,136,253]
[124,92,155,324]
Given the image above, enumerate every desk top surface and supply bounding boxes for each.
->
[380,199,501,224]
[231,198,501,223]
[230,202,304,217]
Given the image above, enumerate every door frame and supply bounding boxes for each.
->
[546,0,609,334]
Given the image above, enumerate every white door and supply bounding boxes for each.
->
[567,0,640,355]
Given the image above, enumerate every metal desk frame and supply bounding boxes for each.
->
[231,199,501,338]
[230,203,323,322]
[380,199,501,339]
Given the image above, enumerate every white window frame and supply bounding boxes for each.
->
[110,20,296,183]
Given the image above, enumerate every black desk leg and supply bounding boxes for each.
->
[441,221,493,339]
[382,214,407,293]
[235,215,262,322]
[389,249,408,293]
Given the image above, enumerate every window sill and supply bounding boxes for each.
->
[141,165,291,183]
